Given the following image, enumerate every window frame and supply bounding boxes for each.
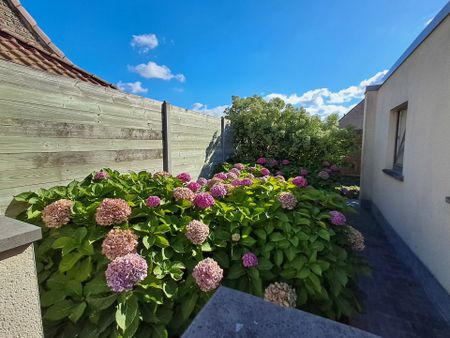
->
[383,102,408,181]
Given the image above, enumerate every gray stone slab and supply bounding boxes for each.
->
[0,215,41,254]
[182,287,380,338]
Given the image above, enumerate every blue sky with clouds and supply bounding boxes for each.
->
[22,0,448,116]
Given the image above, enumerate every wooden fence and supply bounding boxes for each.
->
[0,60,232,214]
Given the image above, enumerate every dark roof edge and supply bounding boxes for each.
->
[366,1,450,92]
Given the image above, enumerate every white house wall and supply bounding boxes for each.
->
[361,14,450,292]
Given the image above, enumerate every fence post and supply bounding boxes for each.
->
[221,117,225,162]
[162,101,172,173]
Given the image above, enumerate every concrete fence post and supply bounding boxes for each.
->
[162,101,172,173]
[221,117,225,163]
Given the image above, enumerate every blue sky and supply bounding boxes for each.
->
[22,0,448,116]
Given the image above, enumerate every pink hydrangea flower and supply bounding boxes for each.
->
[242,252,258,268]
[197,177,208,186]
[259,175,270,182]
[292,176,308,188]
[318,171,330,180]
[102,229,138,260]
[248,166,257,172]
[94,171,109,181]
[247,173,255,179]
[186,220,210,245]
[214,172,228,180]
[96,198,132,226]
[256,157,266,165]
[281,160,290,165]
[207,177,224,188]
[194,192,215,209]
[105,253,148,292]
[187,181,201,192]
[278,192,297,210]
[173,187,195,202]
[329,211,346,225]
[234,163,245,170]
[300,169,309,176]
[176,172,192,183]
[192,258,223,292]
[146,196,161,207]
[260,168,270,176]
[42,199,74,228]
[269,159,279,166]
[227,172,238,180]
[275,175,285,181]
[210,184,228,198]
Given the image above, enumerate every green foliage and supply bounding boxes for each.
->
[16,168,369,337]
[225,95,356,169]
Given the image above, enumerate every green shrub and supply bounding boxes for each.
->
[225,96,357,169]
[15,168,369,337]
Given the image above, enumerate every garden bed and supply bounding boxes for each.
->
[15,163,369,337]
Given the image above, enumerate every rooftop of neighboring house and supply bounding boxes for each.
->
[339,99,364,130]
[0,0,115,88]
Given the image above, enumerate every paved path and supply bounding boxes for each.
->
[348,205,449,337]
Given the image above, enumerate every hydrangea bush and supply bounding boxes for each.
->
[15,167,369,337]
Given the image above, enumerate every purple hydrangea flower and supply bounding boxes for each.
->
[242,252,258,268]
[241,178,253,186]
[177,172,192,183]
[300,169,309,176]
[214,172,228,180]
[276,171,284,176]
[230,168,241,176]
[187,181,201,192]
[256,157,266,165]
[105,253,148,292]
[330,164,339,172]
[197,177,208,186]
[194,192,215,209]
[234,163,245,170]
[269,159,278,167]
[329,211,346,225]
[146,195,161,207]
[260,168,270,176]
[278,192,297,210]
[248,166,257,172]
[227,172,238,180]
[94,171,109,181]
[231,179,242,187]
[281,160,290,165]
[210,184,228,198]
[318,171,330,180]
[292,176,308,188]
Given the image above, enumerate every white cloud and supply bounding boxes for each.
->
[191,103,228,117]
[131,34,158,53]
[128,61,186,82]
[117,81,148,94]
[264,70,388,117]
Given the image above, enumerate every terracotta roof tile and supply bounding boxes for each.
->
[0,29,115,88]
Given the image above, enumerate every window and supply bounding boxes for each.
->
[393,108,407,172]
[383,102,407,181]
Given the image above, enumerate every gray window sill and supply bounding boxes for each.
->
[0,215,42,255]
[382,169,404,182]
